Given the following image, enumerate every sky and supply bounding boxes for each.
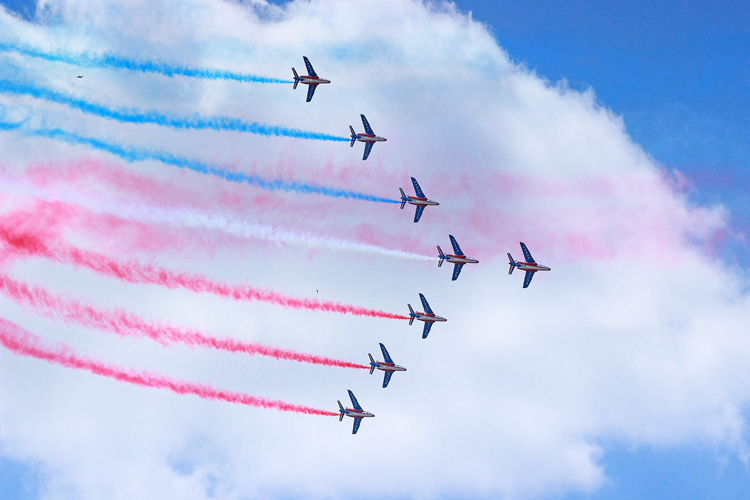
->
[0,1,749,499]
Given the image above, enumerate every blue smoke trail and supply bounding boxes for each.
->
[0,122,397,204]
[0,42,292,84]
[0,79,349,142]
[0,120,23,131]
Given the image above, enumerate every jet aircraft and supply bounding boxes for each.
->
[291,56,330,102]
[508,242,550,288]
[408,293,447,339]
[76,75,83,78]
[349,114,386,160]
[368,343,407,388]
[337,390,374,434]
[400,177,439,223]
[437,235,479,281]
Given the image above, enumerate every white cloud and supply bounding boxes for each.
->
[0,1,747,499]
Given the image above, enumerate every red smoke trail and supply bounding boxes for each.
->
[0,228,410,321]
[0,274,370,369]
[0,317,338,416]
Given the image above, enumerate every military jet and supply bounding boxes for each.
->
[337,390,374,434]
[292,56,330,102]
[508,242,550,288]
[76,75,83,78]
[400,177,439,223]
[368,343,406,388]
[349,114,386,160]
[408,293,446,339]
[437,235,479,281]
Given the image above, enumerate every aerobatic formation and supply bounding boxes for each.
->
[0,49,553,437]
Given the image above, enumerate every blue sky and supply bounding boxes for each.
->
[452,2,750,497]
[453,0,750,265]
[1,1,750,499]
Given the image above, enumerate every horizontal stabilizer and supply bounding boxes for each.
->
[399,188,407,209]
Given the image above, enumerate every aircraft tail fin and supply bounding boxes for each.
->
[399,188,407,209]
[408,304,414,325]
[349,126,356,147]
[337,400,344,421]
[292,68,299,89]
[437,246,445,267]
[507,253,516,274]
[368,353,375,374]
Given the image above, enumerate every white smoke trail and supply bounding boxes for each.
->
[118,204,435,261]
[0,175,436,262]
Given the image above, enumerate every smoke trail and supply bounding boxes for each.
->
[0,120,23,131]
[0,274,369,369]
[1,124,397,204]
[110,204,433,261]
[0,228,410,320]
[0,79,348,141]
[0,42,292,84]
[0,174,417,258]
[0,317,338,416]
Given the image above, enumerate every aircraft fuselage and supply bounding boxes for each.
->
[515,261,550,272]
[372,361,407,373]
[355,133,387,143]
[406,196,439,207]
[444,254,479,265]
[343,409,375,418]
[297,75,330,85]
[411,312,447,323]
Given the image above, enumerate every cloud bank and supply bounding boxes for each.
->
[0,1,747,499]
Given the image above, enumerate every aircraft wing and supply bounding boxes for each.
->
[379,343,394,364]
[419,293,434,314]
[361,114,374,135]
[306,84,317,102]
[382,371,393,388]
[362,142,374,161]
[449,235,464,256]
[352,417,362,434]
[414,205,425,223]
[348,390,362,410]
[303,56,317,77]
[451,263,464,281]
[523,270,535,288]
[422,321,433,339]
[411,177,425,198]
[520,242,535,263]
